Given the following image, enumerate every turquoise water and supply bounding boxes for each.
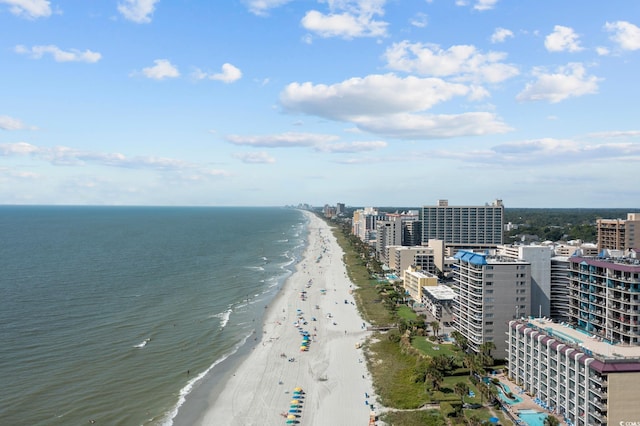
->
[518,409,547,426]
[546,327,582,345]
[0,206,306,425]
[496,383,523,405]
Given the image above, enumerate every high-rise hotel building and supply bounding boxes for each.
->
[507,254,640,426]
[453,250,530,357]
[596,213,640,251]
[420,199,504,251]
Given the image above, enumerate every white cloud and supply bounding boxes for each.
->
[474,0,498,11]
[384,41,519,84]
[0,142,231,175]
[423,136,640,165]
[545,25,583,52]
[118,0,159,24]
[491,27,513,43]
[243,0,293,16]
[140,59,180,80]
[194,63,242,83]
[226,132,338,148]
[596,46,610,56]
[0,142,39,155]
[354,112,511,139]
[301,0,388,39]
[605,20,640,51]
[315,140,388,153]
[15,44,102,63]
[280,73,470,121]
[0,0,51,19]
[233,151,276,164]
[585,130,640,139]
[0,115,32,130]
[455,0,498,11]
[516,63,599,103]
[410,12,428,28]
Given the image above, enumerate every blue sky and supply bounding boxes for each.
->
[1,0,639,208]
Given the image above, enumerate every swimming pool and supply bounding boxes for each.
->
[518,409,547,426]
[496,382,523,405]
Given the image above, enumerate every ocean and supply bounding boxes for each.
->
[0,206,307,426]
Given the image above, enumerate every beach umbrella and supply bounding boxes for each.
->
[294,387,303,391]
[290,399,299,404]
[287,414,296,419]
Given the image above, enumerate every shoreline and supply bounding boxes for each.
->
[175,210,378,425]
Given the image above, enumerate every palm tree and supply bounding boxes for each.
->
[425,365,444,392]
[543,415,561,426]
[430,320,440,338]
[454,381,470,418]
[451,330,468,351]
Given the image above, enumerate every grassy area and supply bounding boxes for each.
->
[367,333,430,409]
[411,336,458,358]
[380,409,445,426]
[331,227,395,326]
[396,305,418,321]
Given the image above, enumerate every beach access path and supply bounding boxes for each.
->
[191,211,379,426]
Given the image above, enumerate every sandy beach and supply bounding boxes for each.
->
[187,211,378,425]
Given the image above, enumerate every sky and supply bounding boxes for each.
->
[1,0,639,208]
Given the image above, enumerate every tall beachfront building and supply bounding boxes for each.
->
[420,199,504,251]
[507,253,640,426]
[351,207,385,244]
[596,213,640,251]
[452,250,530,357]
[498,245,552,319]
[375,211,419,264]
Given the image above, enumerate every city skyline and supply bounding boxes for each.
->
[1,0,639,207]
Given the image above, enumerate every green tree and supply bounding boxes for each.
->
[425,365,444,392]
[544,415,561,426]
[451,330,468,351]
[430,320,440,337]
[454,381,469,406]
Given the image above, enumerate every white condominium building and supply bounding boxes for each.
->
[453,250,530,357]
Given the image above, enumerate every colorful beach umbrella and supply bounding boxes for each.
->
[287,414,296,419]
[294,387,302,391]
[290,400,299,404]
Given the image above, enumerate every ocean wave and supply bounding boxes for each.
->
[214,308,232,329]
[133,338,150,348]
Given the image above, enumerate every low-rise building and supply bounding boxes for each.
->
[403,266,437,302]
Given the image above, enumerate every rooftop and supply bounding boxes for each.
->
[517,317,640,361]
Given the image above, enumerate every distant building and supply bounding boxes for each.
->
[596,213,640,251]
[452,250,530,356]
[375,211,420,264]
[420,199,504,251]
[552,242,599,257]
[403,266,437,302]
[336,203,345,215]
[387,246,436,276]
[352,207,385,244]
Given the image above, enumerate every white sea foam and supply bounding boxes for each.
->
[214,308,232,329]
[133,338,150,348]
